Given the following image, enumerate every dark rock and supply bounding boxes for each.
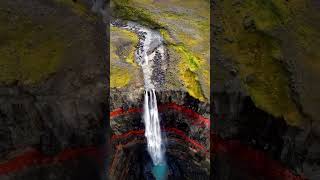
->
[244,74,255,84]
[243,16,256,31]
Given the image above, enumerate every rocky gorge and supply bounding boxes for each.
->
[109,0,210,179]
[1,0,320,180]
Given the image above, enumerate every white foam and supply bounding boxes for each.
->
[116,20,166,165]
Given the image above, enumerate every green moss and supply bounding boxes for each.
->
[181,69,205,101]
[0,0,99,86]
[0,9,67,85]
[54,0,97,21]
[20,39,65,84]
[170,44,205,101]
[110,66,131,88]
[173,45,200,72]
[110,26,140,88]
[111,0,210,100]
[217,0,309,125]
[111,0,164,28]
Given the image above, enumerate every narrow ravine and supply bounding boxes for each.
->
[111,20,168,179]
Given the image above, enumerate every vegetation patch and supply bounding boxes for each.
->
[54,0,97,21]
[110,26,139,88]
[111,0,164,28]
[170,44,205,101]
[0,7,66,85]
[111,0,210,101]
[110,66,131,88]
[216,0,313,125]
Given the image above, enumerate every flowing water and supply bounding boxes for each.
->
[112,20,168,179]
[143,89,164,165]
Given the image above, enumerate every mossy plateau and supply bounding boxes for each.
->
[111,0,210,102]
[110,26,141,88]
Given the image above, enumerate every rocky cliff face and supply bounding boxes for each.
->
[0,0,108,179]
[212,0,320,179]
[109,90,210,179]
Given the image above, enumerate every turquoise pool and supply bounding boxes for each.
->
[152,163,168,180]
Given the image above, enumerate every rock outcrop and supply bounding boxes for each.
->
[0,0,108,179]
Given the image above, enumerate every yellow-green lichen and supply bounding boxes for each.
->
[54,0,97,21]
[111,0,164,28]
[182,69,205,102]
[0,9,66,85]
[110,26,140,88]
[110,67,131,88]
[0,0,98,85]
[171,44,205,101]
[216,0,312,125]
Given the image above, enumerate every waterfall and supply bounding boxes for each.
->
[112,20,167,177]
[143,89,164,165]
[114,21,166,165]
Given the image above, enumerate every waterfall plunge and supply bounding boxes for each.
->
[143,89,164,165]
[112,20,167,170]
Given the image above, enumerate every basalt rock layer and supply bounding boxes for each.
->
[109,90,210,179]
[212,0,320,179]
[0,0,108,180]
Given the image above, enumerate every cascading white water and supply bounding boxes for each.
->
[112,20,166,165]
[143,89,164,165]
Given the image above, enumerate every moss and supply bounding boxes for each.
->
[110,26,140,88]
[181,69,205,101]
[170,44,205,101]
[111,0,210,100]
[0,8,67,85]
[159,29,175,44]
[110,67,131,88]
[111,0,164,28]
[216,0,310,125]
[54,0,97,21]
[0,0,98,86]
[111,26,139,64]
[18,37,66,84]
[174,45,200,72]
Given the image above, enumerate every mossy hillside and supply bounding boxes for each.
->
[131,0,210,101]
[170,44,205,101]
[215,0,319,126]
[111,0,210,102]
[111,0,164,28]
[0,5,66,85]
[54,0,97,21]
[0,0,101,85]
[110,26,141,88]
